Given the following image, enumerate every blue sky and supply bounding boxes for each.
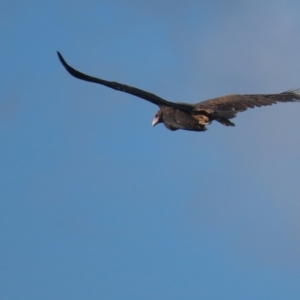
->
[1,1,300,299]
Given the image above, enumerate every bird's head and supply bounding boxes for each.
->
[152,110,163,127]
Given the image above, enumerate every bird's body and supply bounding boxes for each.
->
[57,52,300,132]
[155,107,207,131]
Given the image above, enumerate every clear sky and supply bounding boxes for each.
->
[1,1,300,299]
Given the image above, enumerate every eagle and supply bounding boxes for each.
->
[57,52,300,132]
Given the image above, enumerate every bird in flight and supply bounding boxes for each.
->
[57,52,300,132]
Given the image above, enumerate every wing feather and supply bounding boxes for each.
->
[57,52,193,111]
[196,91,300,113]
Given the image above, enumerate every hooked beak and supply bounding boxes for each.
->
[152,116,159,127]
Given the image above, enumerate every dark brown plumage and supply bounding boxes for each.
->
[57,51,300,132]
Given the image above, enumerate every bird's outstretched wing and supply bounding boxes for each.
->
[57,52,193,111]
[196,90,300,113]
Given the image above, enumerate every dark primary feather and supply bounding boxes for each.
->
[57,52,193,112]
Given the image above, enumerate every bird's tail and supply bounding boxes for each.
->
[216,117,235,126]
[213,111,236,127]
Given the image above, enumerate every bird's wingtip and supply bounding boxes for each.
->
[57,51,63,60]
[57,51,68,68]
